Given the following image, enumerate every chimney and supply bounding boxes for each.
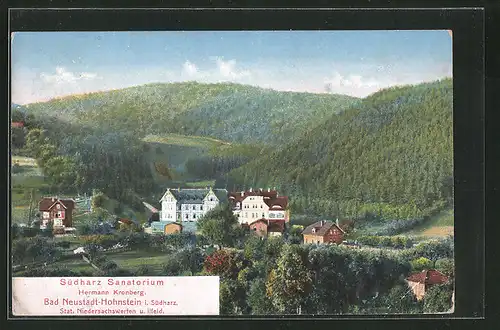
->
[336,218,339,227]
[249,187,253,192]
[178,187,180,192]
[52,197,55,202]
[241,191,244,197]
[268,188,270,192]
[321,220,325,227]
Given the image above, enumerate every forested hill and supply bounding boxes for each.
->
[20,82,359,145]
[222,78,453,218]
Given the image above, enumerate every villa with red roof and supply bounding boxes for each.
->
[406,269,449,300]
[38,197,76,229]
[228,188,289,235]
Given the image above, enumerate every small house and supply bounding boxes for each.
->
[38,197,75,229]
[302,220,345,245]
[406,269,449,300]
[147,221,184,235]
[248,218,285,237]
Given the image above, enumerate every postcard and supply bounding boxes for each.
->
[10,30,454,316]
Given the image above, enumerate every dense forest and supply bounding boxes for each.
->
[12,79,453,223]
[21,82,359,145]
[220,79,453,220]
[11,108,155,210]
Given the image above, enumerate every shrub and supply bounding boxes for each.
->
[423,283,454,313]
[410,257,434,271]
[11,163,24,174]
[101,261,118,271]
[81,235,119,249]
[55,241,71,249]
[162,258,182,276]
[434,258,454,277]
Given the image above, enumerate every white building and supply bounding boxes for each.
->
[159,187,228,222]
[228,188,289,225]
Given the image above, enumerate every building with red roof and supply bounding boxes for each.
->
[406,269,449,300]
[38,197,76,229]
[228,188,289,227]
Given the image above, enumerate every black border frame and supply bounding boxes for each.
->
[3,5,486,328]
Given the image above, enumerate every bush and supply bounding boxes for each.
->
[55,241,71,249]
[81,235,119,249]
[101,261,118,271]
[423,283,454,313]
[356,235,414,249]
[434,258,454,277]
[410,257,434,271]
[162,258,182,276]
[11,163,24,174]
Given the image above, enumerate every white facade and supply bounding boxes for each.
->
[232,190,287,225]
[159,188,222,222]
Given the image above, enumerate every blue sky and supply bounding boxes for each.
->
[11,30,452,104]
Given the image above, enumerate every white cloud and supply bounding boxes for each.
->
[215,57,251,80]
[40,66,100,84]
[323,71,386,97]
[182,60,199,77]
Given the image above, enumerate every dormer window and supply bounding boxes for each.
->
[56,204,60,209]
[312,228,316,233]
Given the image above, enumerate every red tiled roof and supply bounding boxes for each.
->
[264,196,288,209]
[248,218,268,226]
[38,197,75,211]
[11,122,24,128]
[302,220,345,236]
[229,189,280,203]
[406,269,449,285]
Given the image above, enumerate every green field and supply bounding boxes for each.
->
[406,209,454,237]
[105,250,172,274]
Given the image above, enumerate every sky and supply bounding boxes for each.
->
[11,30,452,104]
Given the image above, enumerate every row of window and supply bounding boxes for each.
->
[243,204,264,209]
[184,205,204,211]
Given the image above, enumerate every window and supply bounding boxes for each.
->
[200,205,203,210]
[260,205,263,208]
[262,213,265,218]
[193,205,196,210]
[56,211,63,218]
[317,241,320,244]
[56,204,60,210]
[210,198,213,201]
[253,228,257,231]
[193,214,196,219]
[185,214,188,219]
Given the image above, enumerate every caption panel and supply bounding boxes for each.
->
[12,276,219,316]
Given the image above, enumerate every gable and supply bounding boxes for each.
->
[160,189,176,202]
[204,191,218,202]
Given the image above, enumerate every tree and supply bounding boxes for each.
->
[266,244,312,314]
[204,249,249,280]
[247,278,274,314]
[196,204,239,248]
[423,283,454,313]
[219,279,249,315]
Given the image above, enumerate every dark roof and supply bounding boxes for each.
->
[302,220,345,236]
[163,188,228,204]
[406,269,449,285]
[39,197,75,211]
